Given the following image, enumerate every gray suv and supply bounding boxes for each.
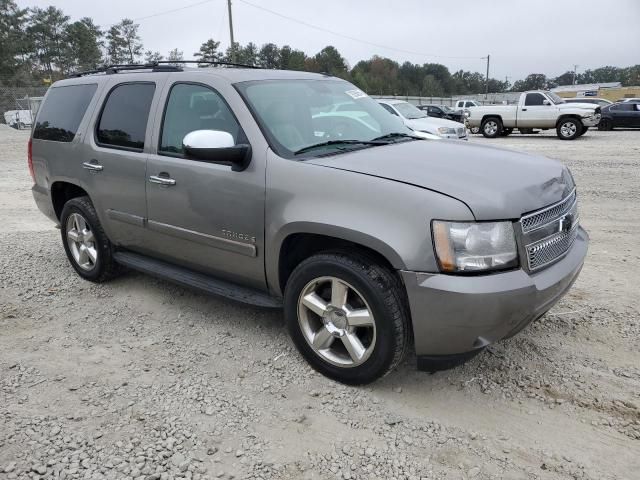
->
[29,63,588,384]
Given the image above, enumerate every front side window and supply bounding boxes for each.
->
[160,83,241,156]
[96,83,155,150]
[525,93,546,106]
[236,80,412,158]
[34,84,97,142]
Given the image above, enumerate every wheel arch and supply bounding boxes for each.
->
[51,181,90,220]
[481,114,503,124]
[556,114,584,128]
[271,224,406,297]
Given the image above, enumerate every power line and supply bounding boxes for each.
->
[105,0,216,28]
[236,0,484,61]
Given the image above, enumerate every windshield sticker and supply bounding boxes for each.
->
[345,89,367,99]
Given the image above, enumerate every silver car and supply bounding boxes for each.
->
[29,63,588,384]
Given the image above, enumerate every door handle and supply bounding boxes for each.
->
[149,175,176,186]
[82,161,103,172]
[522,108,527,111]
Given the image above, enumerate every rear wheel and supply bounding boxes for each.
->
[284,251,409,385]
[556,118,583,140]
[60,196,120,282]
[481,117,502,138]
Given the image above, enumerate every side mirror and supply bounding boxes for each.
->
[183,130,251,172]
[542,99,551,106]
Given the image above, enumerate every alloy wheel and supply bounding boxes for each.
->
[484,121,498,136]
[66,213,98,271]
[560,121,577,138]
[297,276,376,368]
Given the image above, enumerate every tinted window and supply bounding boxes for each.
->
[97,83,155,150]
[33,84,97,142]
[159,84,241,156]
[525,93,546,106]
[611,104,633,111]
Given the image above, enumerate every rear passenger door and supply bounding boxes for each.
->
[84,76,167,248]
[143,80,266,290]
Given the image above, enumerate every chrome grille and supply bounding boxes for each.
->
[527,224,578,271]
[521,189,576,233]
[518,189,579,272]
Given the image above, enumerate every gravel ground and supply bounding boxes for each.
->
[1,124,639,480]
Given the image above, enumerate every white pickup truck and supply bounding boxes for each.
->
[467,91,601,140]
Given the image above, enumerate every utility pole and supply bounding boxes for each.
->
[572,64,579,85]
[484,54,490,99]
[227,0,236,63]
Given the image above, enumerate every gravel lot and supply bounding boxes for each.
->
[1,125,638,480]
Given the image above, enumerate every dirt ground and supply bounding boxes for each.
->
[1,125,638,480]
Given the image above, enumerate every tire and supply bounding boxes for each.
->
[284,250,410,385]
[481,117,502,138]
[598,118,613,131]
[578,126,588,136]
[60,196,120,282]
[470,126,480,134]
[500,128,513,136]
[556,118,583,140]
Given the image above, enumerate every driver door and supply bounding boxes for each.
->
[518,92,557,128]
[143,81,266,290]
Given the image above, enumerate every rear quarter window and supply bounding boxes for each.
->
[33,84,97,142]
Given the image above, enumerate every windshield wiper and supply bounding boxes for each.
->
[293,140,383,155]
[371,132,421,142]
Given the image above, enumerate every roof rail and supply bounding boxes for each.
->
[68,60,262,78]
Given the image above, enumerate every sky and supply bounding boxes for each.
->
[19,0,640,81]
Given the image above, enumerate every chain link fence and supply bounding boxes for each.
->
[0,86,48,128]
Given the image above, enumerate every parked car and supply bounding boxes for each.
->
[417,104,465,123]
[564,98,612,107]
[466,91,601,140]
[378,99,468,140]
[620,98,640,102]
[455,99,482,109]
[3,109,33,129]
[598,102,640,130]
[29,63,588,384]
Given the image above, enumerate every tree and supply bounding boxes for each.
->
[27,6,70,77]
[311,46,348,78]
[167,48,183,66]
[144,50,163,64]
[0,0,30,81]
[258,43,280,69]
[422,74,444,97]
[279,45,306,70]
[552,71,575,87]
[64,17,102,72]
[106,19,142,64]
[225,42,258,65]
[511,73,547,91]
[194,39,222,66]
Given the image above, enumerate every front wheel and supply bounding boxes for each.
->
[557,118,583,140]
[470,126,480,134]
[284,251,409,385]
[481,117,502,138]
[598,118,613,131]
[60,196,120,282]
[579,126,589,136]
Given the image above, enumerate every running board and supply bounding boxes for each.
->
[113,251,282,308]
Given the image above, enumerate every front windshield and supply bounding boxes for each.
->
[236,79,413,158]
[547,92,565,105]
[393,102,427,119]
[440,105,453,113]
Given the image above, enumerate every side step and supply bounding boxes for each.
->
[113,251,282,308]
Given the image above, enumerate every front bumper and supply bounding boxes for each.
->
[400,226,588,360]
[582,114,601,127]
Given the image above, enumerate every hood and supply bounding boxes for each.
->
[558,102,599,112]
[404,116,462,133]
[308,140,574,220]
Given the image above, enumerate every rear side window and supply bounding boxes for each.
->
[33,84,97,142]
[96,83,155,151]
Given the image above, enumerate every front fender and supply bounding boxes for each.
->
[264,151,474,295]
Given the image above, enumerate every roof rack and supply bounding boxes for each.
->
[68,60,262,78]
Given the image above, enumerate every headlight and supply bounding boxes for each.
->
[432,220,518,273]
[464,111,471,118]
[437,127,457,135]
